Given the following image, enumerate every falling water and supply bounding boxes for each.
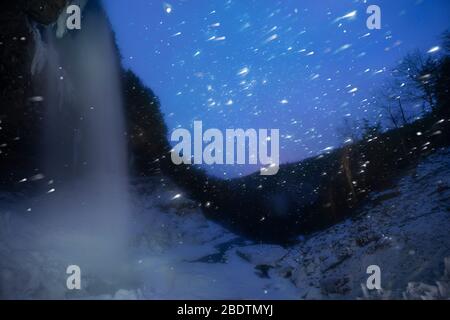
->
[32,0,131,285]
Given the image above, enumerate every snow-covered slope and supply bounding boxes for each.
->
[277,147,450,299]
[1,148,449,299]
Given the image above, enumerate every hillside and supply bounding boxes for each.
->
[1,147,449,299]
[164,111,450,243]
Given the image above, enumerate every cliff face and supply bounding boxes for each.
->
[25,0,68,25]
[0,1,169,188]
[0,1,67,187]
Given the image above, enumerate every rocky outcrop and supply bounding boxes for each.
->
[25,0,68,25]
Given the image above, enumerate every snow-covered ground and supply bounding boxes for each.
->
[277,147,450,299]
[1,148,450,299]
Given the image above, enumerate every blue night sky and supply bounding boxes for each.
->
[103,0,450,177]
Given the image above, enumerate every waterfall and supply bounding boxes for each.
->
[33,0,131,281]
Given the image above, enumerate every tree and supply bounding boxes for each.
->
[434,31,450,111]
[122,70,170,175]
[361,118,382,141]
[442,30,450,53]
[394,50,440,111]
[336,117,361,143]
[375,80,409,129]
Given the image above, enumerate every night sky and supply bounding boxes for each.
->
[104,0,450,177]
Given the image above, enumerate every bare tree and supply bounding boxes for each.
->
[394,50,439,111]
[435,31,450,106]
[361,118,382,141]
[442,30,450,53]
[398,98,408,125]
[375,80,409,129]
[336,117,360,143]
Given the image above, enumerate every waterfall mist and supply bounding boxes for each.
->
[32,1,132,285]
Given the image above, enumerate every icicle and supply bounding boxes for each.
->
[29,22,47,76]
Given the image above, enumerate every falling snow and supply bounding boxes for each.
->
[104,0,450,177]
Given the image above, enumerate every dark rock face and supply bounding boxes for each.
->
[0,1,67,187]
[0,0,170,188]
[25,0,68,25]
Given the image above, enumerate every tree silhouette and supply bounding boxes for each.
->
[394,50,440,111]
